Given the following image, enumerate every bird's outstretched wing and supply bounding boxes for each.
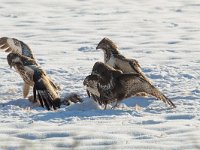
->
[0,37,34,59]
[33,68,60,110]
[128,59,152,85]
[7,52,60,110]
[85,62,175,109]
[113,54,152,85]
[2,37,60,98]
[118,73,176,108]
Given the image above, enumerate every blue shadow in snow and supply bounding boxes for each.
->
[0,98,32,108]
[0,96,172,122]
[31,97,153,122]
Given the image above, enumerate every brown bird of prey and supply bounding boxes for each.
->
[96,37,152,84]
[0,37,60,110]
[83,62,176,109]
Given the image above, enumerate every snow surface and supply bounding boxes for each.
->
[0,0,200,149]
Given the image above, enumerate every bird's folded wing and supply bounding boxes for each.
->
[33,75,60,110]
[0,37,34,59]
[114,54,126,60]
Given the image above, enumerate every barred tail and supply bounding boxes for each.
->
[148,86,176,108]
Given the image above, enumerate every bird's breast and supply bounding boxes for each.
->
[86,86,100,97]
[106,55,115,67]
[7,38,23,54]
[15,65,34,86]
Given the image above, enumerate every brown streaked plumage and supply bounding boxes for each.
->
[84,61,122,108]
[84,62,176,109]
[7,53,60,110]
[61,93,83,106]
[0,37,35,59]
[0,37,60,99]
[96,37,152,85]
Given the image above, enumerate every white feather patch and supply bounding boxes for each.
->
[12,57,21,63]
[106,54,115,66]
[86,87,100,97]
[7,38,22,54]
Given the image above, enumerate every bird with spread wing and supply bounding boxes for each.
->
[96,37,152,85]
[0,37,60,110]
[84,62,176,109]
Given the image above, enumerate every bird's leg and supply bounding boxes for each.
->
[23,82,30,98]
[86,90,91,98]
[111,103,118,109]
[28,95,38,103]
[102,98,109,110]
[111,101,119,109]
[104,104,107,110]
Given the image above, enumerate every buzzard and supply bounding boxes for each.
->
[0,37,60,110]
[84,62,176,109]
[96,37,152,84]
[84,62,122,108]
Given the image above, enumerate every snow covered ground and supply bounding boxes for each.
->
[0,0,200,149]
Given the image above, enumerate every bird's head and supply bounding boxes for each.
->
[83,75,99,88]
[7,53,23,68]
[92,62,110,77]
[92,61,121,78]
[96,37,119,54]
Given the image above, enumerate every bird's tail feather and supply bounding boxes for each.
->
[48,77,60,92]
[147,85,176,108]
[37,90,60,110]
[33,79,61,110]
[86,90,91,98]
[38,91,50,110]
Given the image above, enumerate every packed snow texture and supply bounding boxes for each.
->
[0,0,200,149]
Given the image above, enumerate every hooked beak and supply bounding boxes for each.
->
[7,53,15,68]
[91,71,98,76]
[83,77,88,86]
[96,45,101,50]
[83,79,88,86]
[7,59,13,68]
[9,63,13,68]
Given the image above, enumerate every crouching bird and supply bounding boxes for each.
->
[84,62,176,109]
[0,37,60,100]
[7,53,60,110]
[0,37,60,110]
